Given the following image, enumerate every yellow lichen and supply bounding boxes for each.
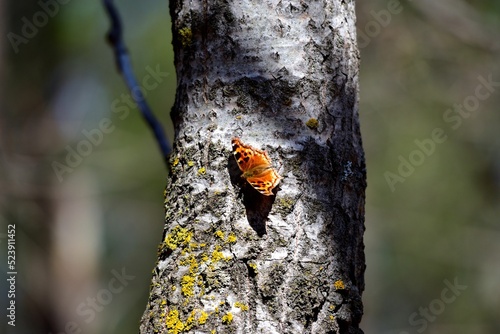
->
[198,167,206,175]
[172,157,180,167]
[215,230,225,240]
[201,252,209,263]
[181,275,196,297]
[165,308,212,332]
[184,310,197,331]
[234,302,249,311]
[196,275,205,296]
[306,118,319,129]
[187,161,195,167]
[166,309,184,334]
[248,262,258,274]
[210,245,231,266]
[226,233,237,244]
[211,330,216,334]
[221,312,233,324]
[334,279,345,290]
[198,311,209,325]
[188,242,204,250]
[179,27,192,47]
[180,254,199,273]
[164,226,193,250]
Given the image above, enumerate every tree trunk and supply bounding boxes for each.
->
[140,0,365,333]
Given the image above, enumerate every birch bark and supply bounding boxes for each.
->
[140,0,365,333]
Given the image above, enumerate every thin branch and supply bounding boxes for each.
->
[103,0,171,166]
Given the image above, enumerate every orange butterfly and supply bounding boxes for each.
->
[231,137,281,196]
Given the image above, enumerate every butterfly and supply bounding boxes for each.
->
[231,137,281,196]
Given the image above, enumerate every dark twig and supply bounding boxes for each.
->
[103,0,171,166]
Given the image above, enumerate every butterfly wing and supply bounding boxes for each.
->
[232,137,273,171]
[232,137,251,171]
[231,137,281,196]
[246,168,281,196]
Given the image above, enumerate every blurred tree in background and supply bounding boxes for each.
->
[0,0,499,333]
[358,0,500,333]
[1,1,175,333]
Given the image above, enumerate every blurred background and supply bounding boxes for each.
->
[0,0,499,333]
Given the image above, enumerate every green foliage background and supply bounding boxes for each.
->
[1,0,499,333]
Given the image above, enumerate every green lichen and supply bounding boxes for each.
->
[278,197,294,209]
[178,27,192,47]
[306,118,319,129]
[157,242,168,256]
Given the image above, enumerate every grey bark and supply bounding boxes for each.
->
[140,0,365,333]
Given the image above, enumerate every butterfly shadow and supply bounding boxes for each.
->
[228,155,277,237]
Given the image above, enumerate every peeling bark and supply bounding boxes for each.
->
[140,0,365,333]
